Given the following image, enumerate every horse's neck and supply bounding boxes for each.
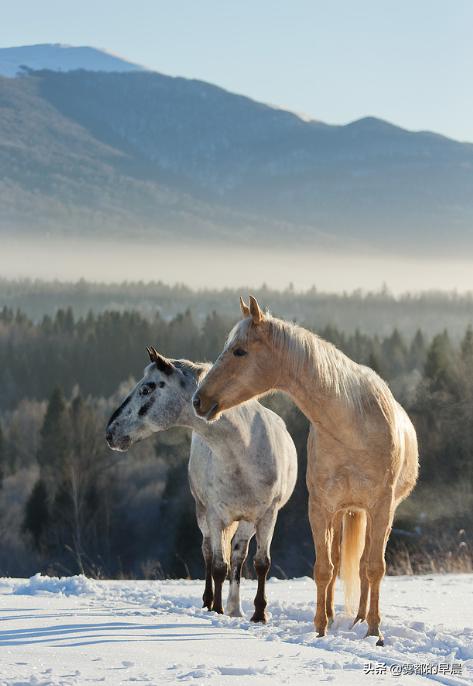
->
[276,359,329,425]
[180,403,245,457]
[173,362,229,444]
[273,331,356,430]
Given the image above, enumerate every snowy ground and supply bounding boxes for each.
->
[0,574,471,686]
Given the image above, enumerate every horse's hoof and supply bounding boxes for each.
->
[316,631,327,638]
[352,615,365,627]
[250,613,267,623]
[202,593,213,611]
[364,629,384,646]
[211,606,224,615]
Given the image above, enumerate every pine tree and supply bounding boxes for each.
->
[424,331,456,392]
[0,423,5,489]
[201,311,229,361]
[23,479,50,550]
[368,351,383,376]
[461,325,473,367]
[37,387,70,478]
[409,329,427,371]
[382,328,407,376]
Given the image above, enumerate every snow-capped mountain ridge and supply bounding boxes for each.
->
[0,43,144,77]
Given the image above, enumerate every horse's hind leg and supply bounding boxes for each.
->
[326,511,343,625]
[251,508,278,623]
[208,515,234,614]
[226,521,254,617]
[353,519,371,626]
[196,504,213,611]
[365,494,395,646]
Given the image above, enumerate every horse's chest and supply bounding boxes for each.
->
[310,461,379,508]
[190,456,231,493]
[190,459,268,521]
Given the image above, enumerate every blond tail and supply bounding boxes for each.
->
[223,522,239,566]
[340,510,367,614]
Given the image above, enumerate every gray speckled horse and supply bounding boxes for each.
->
[106,347,297,622]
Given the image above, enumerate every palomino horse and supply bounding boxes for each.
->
[106,347,297,622]
[193,297,418,645]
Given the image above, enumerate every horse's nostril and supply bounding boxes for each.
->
[192,395,201,410]
[106,430,114,445]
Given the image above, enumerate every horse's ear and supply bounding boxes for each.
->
[249,295,264,325]
[146,346,174,375]
[239,296,250,318]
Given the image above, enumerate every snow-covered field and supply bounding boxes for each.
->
[0,574,471,686]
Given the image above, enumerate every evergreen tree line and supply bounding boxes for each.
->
[2,278,473,340]
[0,305,472,578]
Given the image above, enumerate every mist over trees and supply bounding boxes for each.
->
[0,286,472,578]
[2,278,473,339]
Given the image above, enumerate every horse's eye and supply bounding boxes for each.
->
[141,386,150,396]
[158,381,166,388]
[233,348,247,357]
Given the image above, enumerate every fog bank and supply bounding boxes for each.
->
[2,238,473,294]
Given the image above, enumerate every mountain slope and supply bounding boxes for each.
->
[0,44,144,77]
[1,66,473,252]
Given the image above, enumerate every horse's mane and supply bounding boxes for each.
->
[172,359,211,382]
[227,315,395,418]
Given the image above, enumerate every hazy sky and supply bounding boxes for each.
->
[1,1,472,142]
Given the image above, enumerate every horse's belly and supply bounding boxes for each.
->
[311,463,380,510]
[207,483,267,524]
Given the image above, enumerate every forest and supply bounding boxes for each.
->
[0,281,472,580]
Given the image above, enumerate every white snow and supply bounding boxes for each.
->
[0,574,471,685]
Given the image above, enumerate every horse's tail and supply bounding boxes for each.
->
[340,510,367,614]
[223,522,239,567]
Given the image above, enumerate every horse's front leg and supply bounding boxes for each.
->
[201,536,213,610]
[251,508,278,623]
[208,515,229,615]
[309,497,335,637]
[196,504,213,611]
[226,521,254,617]
[326,510,343,626]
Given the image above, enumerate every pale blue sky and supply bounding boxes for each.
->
[2,1,472,141]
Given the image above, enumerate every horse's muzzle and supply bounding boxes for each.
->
[106,429,131,451]
[192,393,219,422]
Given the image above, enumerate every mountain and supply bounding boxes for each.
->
[0,44,144,77]
[1,57,473,253]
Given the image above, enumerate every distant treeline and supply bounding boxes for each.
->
[2,278,473,338]
[0,301,472,579]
